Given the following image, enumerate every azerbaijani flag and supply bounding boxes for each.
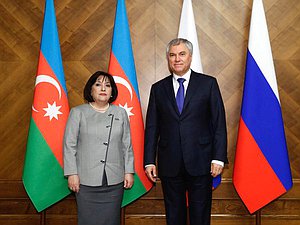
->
[108,0,153,207]
[233,0,293,214]
[178,0,221,189]
[22,0,71,212]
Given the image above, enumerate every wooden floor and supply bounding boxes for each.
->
[0,179,299,224]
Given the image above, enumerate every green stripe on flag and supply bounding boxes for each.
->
[122,173,147,207]
[23,118,70,212]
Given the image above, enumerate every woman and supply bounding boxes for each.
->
[64,71,134,225]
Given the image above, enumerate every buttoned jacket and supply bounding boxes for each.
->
[144,71,228,177]
[64,104,134,186]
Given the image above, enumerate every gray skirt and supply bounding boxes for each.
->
[75,182,124,225]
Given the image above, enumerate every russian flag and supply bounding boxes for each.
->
[178,0,203,73]
[233,0,293,214]
[108,0,153,207]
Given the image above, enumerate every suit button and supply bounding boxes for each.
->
[100,160,105,163]
[103,142,108,145]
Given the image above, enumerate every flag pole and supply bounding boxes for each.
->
[121,207,125,225]
[186,207,190,225]
[40,210,46,225]
[255,209,261,225]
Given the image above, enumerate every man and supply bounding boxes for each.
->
[144,38,227,225]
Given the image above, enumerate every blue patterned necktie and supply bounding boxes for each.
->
[176,78,185,113]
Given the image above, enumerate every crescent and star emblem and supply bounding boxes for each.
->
[113,76,134,118]
[32,74,63,121]
[113,76,133,100]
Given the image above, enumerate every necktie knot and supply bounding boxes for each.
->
[177,78,185,84]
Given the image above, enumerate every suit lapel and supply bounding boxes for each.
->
[162,72,201,116]
[163,75,181,115]
[182,72,200,114]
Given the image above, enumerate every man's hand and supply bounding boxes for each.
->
[210,163,223,177]
[145,165,157,182]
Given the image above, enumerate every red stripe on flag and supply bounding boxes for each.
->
[109,53,152,190]
[233,118,286,213]
[31,52,69,167]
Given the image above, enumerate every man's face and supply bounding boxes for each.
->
[167,43,192,76]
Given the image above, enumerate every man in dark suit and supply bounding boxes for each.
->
[144,38,228,225]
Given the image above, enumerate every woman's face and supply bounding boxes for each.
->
[91,75,112,104]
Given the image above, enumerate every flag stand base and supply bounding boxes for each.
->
[121,207,125,225]
[255,209,261,225]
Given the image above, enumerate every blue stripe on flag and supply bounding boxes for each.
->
[212,174,221,189]
[241,50,292,190]
[40,0,67,94]
[111,0,140,99]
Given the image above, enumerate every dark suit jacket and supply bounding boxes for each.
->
[144,71,228,177]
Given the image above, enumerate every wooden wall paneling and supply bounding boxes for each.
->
[0,0,299,224]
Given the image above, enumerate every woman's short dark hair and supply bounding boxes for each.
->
[83,71,118,103]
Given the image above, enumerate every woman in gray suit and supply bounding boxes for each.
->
[64,71,134,225]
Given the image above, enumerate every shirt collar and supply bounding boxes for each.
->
[173,69,191,83]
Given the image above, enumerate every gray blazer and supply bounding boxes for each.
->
[63,104,134,186]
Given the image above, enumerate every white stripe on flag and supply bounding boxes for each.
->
[178,0,203,73]
[248,0,280,102]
